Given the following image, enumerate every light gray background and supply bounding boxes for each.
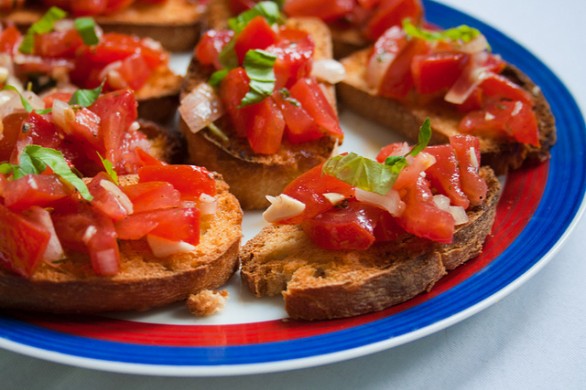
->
[2,1,585,388]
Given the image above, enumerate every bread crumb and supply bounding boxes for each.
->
[186,289,228,317]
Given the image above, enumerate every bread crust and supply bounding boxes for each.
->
[179,11,340,209]
[0,175,243,313]
[338,49,556,175]
[240,167,500,320]
[1,0,204,52]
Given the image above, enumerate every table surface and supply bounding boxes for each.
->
[2,1,585,389]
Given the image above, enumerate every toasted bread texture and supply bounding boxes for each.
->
[2,0,204,52]
[240,167,500,320]
[338,49,556,175]
[135,65,183,124]
[0,175,242,313]
[179,14,339,210]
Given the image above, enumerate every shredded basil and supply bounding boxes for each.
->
[98,153,119,185]
[407,117,432,157]
[74,17,99,46]
[240,49,277,107]
[19,6,67,54]
[3,85,51,114]
[227,1,283,34]
[403,19,484,45]
[68,82,104,107]
[209,69,229,87]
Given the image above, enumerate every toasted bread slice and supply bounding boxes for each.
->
[240,166,500,321]
[179,15,340,210]
[135,65,182,124]
[0,174,242,313]
[2,0,204,52]
[338,49,556,175]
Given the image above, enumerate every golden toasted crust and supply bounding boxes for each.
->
[136,66,183,124]
[2,0,204,52]
[338,49,556,175]
[0,175,243,313]
[179,13,340,209]
[240,167,500,321]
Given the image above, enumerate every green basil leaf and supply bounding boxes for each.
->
[74,17,99,46]
[240,49,277,107]
[2,85,51,114]
[97,153,118,185]
[209,69,229,87]
[406,117,432,157]
[22,145,93,201]
[403,19,483,45]
[218,39,238,70]
[19,6,67,54]
[68,82,104,107]
[322,152,402,195]
[227,1,283,34]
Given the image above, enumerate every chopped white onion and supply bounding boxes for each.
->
[355,188,405,217]
[433,194,469,225]
[445,52,492,105]
[263,194,306,223]
[311,59,346,84]
[179,83,225,134]
[51,99,73,133]
[99,180,134,215]
[82,225,98,244]
[468,147,479,170]
[322,192,346,206]
[459,35,490,54]
[198,193,217,216]
[94,248,119,275]
[25,206,64,264]
[365,26,404,90]
[147,235,197,258]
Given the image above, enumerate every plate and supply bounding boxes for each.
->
[1,0,585,377]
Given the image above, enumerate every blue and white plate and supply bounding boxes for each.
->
[1,0,585,376]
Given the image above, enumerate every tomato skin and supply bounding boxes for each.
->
[364,0,424,41]
[273,91,324,144]
[412,52,469,95]
[284,0,355,22]
[229,0,257,14]
[424,145,469,208]
[289,78,343,140]
[134,147,165,167]
[478,73,533,105]
[268,27,314,89]
[379,38,429,99]
[195,29,234,69]
[302,200,378,250]
[449,135,487,206]
[373,210,406,242]
[122,181,181,213]
[34,29,84,59]
[138,165,216,199]
[459,100,540,147]
[0,113,28,162]
[396,175,455,243]
[0,203,50,277]
[281,164,354,225]
[3,174,68,212]
[87,172,130,221]
[219,68,251,137]
[0,25,21,54]
[234,16,277,65]
[243,97,286,154]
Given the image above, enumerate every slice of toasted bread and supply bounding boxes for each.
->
[179,15,340,210]
[135,65,182,124]
[2,0,204,52]
[338,49,556,175]
[240,166,500,321]
[0,174,242,313]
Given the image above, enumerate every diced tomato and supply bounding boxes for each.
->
[289,78,343,140]
[412,52,469,95]
[274,91,323,144]
[302,200,379,250]
[34,29,84,59]
[268,27,314,89]
[87,172,130,221]
[364,0,424,41]
[357,0,381,9]
[19,112,63,151]
[243,97,285,154]
[459,100,540,147]
[366,26,408,90]
[135,147,165,167]
[195,29,234,69]
[85,211,120,275]
[0,203,51,277]
[478,73,533,105]
[424,145,469,208]
[2,174,68,212]
[219,68,251,137]
[66,106,103,150]
[396,175,455,243]
[375,141,410,163]
[229,0,257,14]
[379,38,429,99]
[116,54,152,90]
[122,181,181,213]
[281,164,354,224]
[138,164,216,199]
[234,16,278,65]
[373,210,406,242]
[284,0,355,22]
[42,91,74,108]
[449,135,487,206]
[0,25,21,54]
[116,207,200,245]
[0,113,28,162]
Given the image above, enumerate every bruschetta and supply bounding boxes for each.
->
[179,1,345,209]
[337,21,556,175]
[0,8,182,123]
[0,0,204,52]
[0,87,242,313]
[241,124,501,320]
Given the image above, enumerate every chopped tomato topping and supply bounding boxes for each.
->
[138,165,217,199]
[195,29,234,69]
[122,181,181,213]
[3,174,68,212]
[234,16,277,64]
[87,172,130,221]
[379,38,429,99]
[284,0,355,22]
[242,97,286,154]
[364,0,424,41]
[0,25,21,54]
[424,145,469,208]
[412,52,469,95]
[219,67,251,138]
[449,135,487,206]
[268,27,314,89]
